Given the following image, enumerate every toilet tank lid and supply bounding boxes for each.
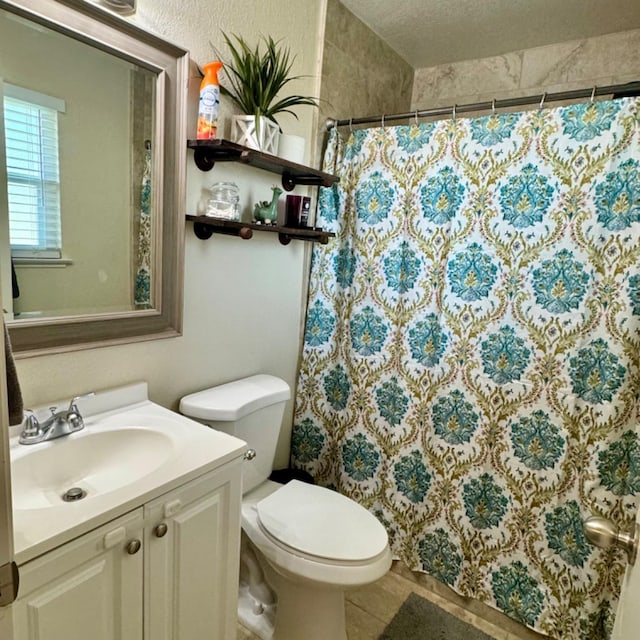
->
[179,374,291,421]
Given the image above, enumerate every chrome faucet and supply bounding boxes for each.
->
[19,392,95,445]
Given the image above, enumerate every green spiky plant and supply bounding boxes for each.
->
[217,33,318,133]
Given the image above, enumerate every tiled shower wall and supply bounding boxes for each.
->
[321,0,414,122]
[320,8,639,157]
[317,0,414,164]
[411,28,640,110]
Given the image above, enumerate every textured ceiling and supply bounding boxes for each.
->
[339,0,640,68]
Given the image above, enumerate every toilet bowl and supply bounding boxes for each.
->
[241,479,391,639]
[180,375,392,640]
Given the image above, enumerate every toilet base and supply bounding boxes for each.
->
[237,582,276,640]
[237,549,348,640]
[238,536,276,639]
[269,570,347,640]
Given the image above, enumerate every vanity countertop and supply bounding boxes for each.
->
[9,382,247,565]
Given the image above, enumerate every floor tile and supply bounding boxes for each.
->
[345,601,388,640]
[346,571,412,625]
[237,623,261,640]
[237,560,550,640]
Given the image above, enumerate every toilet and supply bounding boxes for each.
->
[179,374,392,640]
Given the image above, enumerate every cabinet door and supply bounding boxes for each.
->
[145,462,242,640]
[12,509,144,640]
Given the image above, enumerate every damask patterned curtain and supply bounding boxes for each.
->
[134,139,152,309]
[131,67,154,310]
[292,98,640,639]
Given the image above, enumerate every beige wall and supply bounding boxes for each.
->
[12,0,327,469]
[412,28,640,111]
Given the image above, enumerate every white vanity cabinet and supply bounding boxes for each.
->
[12,508,145,640]
[11,462,242,640]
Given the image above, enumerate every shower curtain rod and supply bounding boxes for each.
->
[325,80,640,130]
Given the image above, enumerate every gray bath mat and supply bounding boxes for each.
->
[379,592,494,639]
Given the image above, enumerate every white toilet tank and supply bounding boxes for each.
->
[179,374,291,494]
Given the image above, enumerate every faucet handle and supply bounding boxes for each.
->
[19,410,43,444]
[67,392,96,432]
[23,410,40,434]
[67,392,96,413]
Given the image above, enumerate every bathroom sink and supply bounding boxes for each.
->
[9,382,247,565]
[11,427,175,510]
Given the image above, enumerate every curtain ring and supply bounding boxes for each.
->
[491,98,496,115]
[539,92,547,110]
[452,104,457,121]
[414,110,419,126]
[590,86,597,103]
[349,118,353,133]
[381,114,385,127]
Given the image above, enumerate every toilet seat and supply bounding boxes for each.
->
[256,480,388,562]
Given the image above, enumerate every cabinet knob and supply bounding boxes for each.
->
[154,523,168,538]
[126,539,142,555]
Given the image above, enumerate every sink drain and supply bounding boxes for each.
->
[62,487,87,502]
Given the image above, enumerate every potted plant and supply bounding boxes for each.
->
[217,32,318,154]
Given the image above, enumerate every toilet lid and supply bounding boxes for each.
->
[256,480,388,562]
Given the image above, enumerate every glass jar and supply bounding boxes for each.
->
[205,181,240,220]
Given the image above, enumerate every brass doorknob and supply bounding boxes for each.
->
[154,523,168,538]
[584,516,639,565]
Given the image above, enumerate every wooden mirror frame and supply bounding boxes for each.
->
[1,0,186,357]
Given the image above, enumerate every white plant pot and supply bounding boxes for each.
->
[230,115,280,155]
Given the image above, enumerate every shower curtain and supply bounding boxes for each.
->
[291,97,640,639]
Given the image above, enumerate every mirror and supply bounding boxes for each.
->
[0,0,187,355]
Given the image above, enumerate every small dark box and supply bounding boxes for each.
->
[285,195,311,227]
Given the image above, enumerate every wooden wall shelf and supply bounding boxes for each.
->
[187,138,339,191]
[186,215,336,245]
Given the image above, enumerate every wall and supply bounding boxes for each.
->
[318,0,414,162]
[412,28,640,111]
[12,0,328,469]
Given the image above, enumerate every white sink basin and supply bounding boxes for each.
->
[11,427,175,510]
[9,383,247,565]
